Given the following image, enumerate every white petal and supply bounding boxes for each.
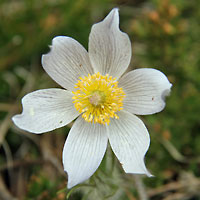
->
[119,68,172,115]
[89,8,132,79]
[62,116,108,188]
[12,89,79,134]
[107,110,151,176]
[42,36,94,91]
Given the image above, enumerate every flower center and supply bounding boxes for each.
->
[72,72,125,125]
[88,91,105,106]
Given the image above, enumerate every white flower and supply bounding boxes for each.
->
[12,8,172,188]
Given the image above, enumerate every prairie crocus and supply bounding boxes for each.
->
[12,8,172,188]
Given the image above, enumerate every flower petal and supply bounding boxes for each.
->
[42,36,94,91]
[12,89,79,133]
[107,110,151,176]
[62,116,108,188]
[119,68,172,115]
[89,8,132,79]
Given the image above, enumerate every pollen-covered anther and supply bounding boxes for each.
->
[72,72,125,125]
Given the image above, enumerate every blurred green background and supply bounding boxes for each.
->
[0,0,200,199]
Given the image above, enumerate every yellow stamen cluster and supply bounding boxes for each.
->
[72,72,125,125]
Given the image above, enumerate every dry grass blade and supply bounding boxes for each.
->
[148,172,200,199]
[0,111,16,148]
[0,175,18,200]
[133,175,149,200]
